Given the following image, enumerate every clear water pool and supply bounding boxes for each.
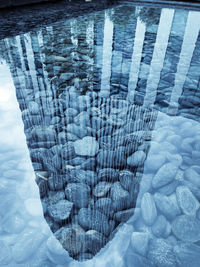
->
[0,2,200,266]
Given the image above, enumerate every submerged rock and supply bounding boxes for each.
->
[55,227,85,257]
[119,170,135,191]
[78,208,111,236]
[65,183,90,208]
[114,208,134,222]
[110,182,130,211]
[98,168,119,182]
[74,136,99,156]
[131,232,150,256]
[127,151,146,167]
[172,215,200,242]
[47,199,73,222]
[174,242,200,267]
[152,163,178,189]
[152,215,168,238]
[148,238,176,267]
[154,192,180,220]
[176,186,200,216]
[93,181,112,197]
[95,198,113,216]
[184,167,200,187]
[141,192,157,226]
[85,230,106,254]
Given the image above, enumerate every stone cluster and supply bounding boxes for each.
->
[124,113,200,267]
[20,86,157,260]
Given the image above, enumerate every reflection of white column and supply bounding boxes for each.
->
[14,36,28,90]
[143,8,174,108]
[24,32,40,92]
[70,19,78,47]
[15,36,26,72]
[168,11,200,114]
[5,38,26,93]
[37,30,51,92]
[86,18,94,90]
[100,10,114,97]
[86,18,94,48]
[127,17,146,101]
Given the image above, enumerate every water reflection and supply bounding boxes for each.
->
[0,3,200,263]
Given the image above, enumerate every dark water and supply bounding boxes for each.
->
[0,3,200,266]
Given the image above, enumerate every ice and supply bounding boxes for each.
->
[125,251,153,267]
[0,193,18,218]
[0,178,17,194]
[93,224,134,267]
[3,169,24,180]
[12,228,47,263]
[130,232,150,256]
[2,213,26,234]
[24,198,44,217]
[0,240,12,265]
[46,235,70,265]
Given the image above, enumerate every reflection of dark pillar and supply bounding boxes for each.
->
[154,10,188,110]
[177,32,200,121]
[110,6,136,97]
[19,35,35,91]
[30,32,48,92]
[134,26,159,105]
[93,11,105,92]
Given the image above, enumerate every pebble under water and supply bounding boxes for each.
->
[0,2,200,266]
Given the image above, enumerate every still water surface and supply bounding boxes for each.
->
[0,3,200,266]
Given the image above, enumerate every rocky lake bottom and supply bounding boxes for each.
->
[0,1,200,266]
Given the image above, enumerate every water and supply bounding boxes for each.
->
[0,2,200,266]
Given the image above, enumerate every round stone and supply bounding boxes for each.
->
[131,232,150,256]
[28,101,40,115]
[98,168,119,182]
[74,136,99,156]
[93,182,112,197]
[152,163,178,189]
[148,238,176,267]
[78,208,110,236]
[55,227,84,257]
[127,151,146,167]
[141,192,157,226]
[176,186,199,216]
[172,215,200,242]
[65,183,90,208]
[47,199,73,223]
